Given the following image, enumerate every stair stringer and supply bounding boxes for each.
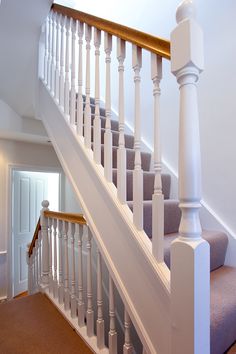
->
[39,80,171,354]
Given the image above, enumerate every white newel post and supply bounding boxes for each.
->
[40,200,49,289]
[170,1,210,354]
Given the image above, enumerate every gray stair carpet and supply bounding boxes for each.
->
[87,101,235,354]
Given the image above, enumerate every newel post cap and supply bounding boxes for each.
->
[171,0,204,76]
[41,200,49,208]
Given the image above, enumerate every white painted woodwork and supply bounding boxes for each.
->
[59,16,66,109]
[40,80,171,353]
[96,249,105,349]
[86,228,94,337]
[47,12,52,90]
[170,2,210,354]
[55,13,61,102]
[51,12,56,95]
[53,218,58,298]
[44,15,49,84]
[13,171,48,296]
[35,239,39,291]
[93,28,102,164]
[70,222,77,318]
[123,309,133,354]
[58,219,64,304]
[151,54,164,263]
[63,220,70,311]
[104,33,113,182]
[38,230,42,286]
[77,224,85,327]
[32,246,36,292]
[26,249,32,295]
[70,19,77,127]
[84,24,92,148]
[64,17,71,120]
[76,21,84,137]
[48,217,53,293]
[109,276,117,354]
[132,45,143,230]
[41,200,49,287]
[117,38,126,203]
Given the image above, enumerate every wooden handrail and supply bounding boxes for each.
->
[44,210,87,225]
[51,3,171,60]
[28,218,41,257]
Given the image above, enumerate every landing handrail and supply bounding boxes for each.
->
[44,210,87,225]
[28,218,41,256]
[51,3,170,59]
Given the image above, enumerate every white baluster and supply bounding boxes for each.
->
[77,224,85,327]
[38,230,42,287]
[53,218,58,298]
[44,15,49,84]
[41,200,49,288]
[86,228,94,337]
[117,38,126,203]
[51,12,56,95]
[63,220,70,311]
[170,2,210,354]
[123,309,133,354]
[35,239,39,291]
[97,249,105,349]
[84,24,92,148]
[55,13,61,102]
[70,222,77,318]
[64,17,71,120]
[47,12,52,90]
[26,248,32,295]
[32,247,36,293]
[132,45,143,230]
[70,19,77,127]
[151,54,164,262]
[93,28,101,164]
[76,21,84,137]
[48,217,53,293]
[104,33,113,182]
[59,16,66,109]
[58,219,64,304]
[109,276,117,354]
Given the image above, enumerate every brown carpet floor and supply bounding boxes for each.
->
[0,293,93,354]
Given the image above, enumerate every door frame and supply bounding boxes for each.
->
[7,163,63,299]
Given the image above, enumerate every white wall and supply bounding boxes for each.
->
[59,0,236,241]
[0,138,62,298]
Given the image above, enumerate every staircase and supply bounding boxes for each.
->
[25,1,236,354]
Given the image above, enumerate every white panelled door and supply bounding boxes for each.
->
[13,171,48,296]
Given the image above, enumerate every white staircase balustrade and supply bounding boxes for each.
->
[43,14,49,85]
[170,1,210,354]
[51,12,56,95]
[48,217,53,293]
[54,13,61,102]
[36,0,210,352]
[151,53,164,262]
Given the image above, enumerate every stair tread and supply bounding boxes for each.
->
[210,266,236,354]
[164,229,228,272]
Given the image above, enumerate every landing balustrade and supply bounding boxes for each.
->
[35,1,210,353]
